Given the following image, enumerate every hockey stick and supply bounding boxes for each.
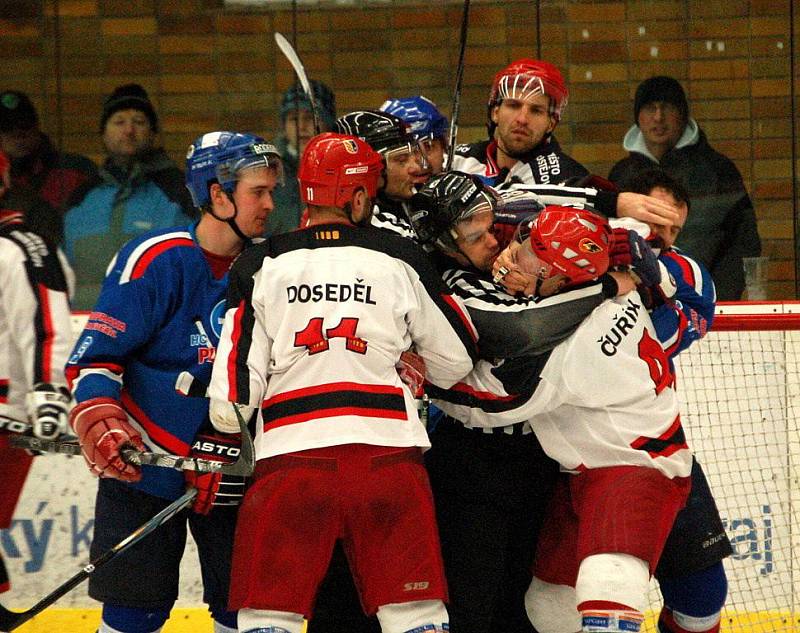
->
[443,0,471,171]
[274,31,321,135]
[10,405,255,476]
[0,487,197,632]
[0,414,29,436]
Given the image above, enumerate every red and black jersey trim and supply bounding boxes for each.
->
[261,381,407,430]
[0,379,8,404]
[630,415,688,459]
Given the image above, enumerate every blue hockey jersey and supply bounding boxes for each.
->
[66,223,227,499]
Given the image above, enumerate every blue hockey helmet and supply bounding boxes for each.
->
[379,95,449,143]
[185,131,282,209]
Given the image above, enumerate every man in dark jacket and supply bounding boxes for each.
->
[0,89,97,244]
[608,76,761,300]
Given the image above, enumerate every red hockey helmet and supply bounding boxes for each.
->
[298,132,384,209]
[518,206,611,285]
[487,59,569,133]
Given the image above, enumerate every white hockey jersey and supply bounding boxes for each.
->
[0,211,73,423]
[209,223,478,460]
[436,291,692,479]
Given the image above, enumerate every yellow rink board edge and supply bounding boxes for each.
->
[10,608,800,632]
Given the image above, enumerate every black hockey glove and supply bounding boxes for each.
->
[184,426,247,514]
[609,228,661,287]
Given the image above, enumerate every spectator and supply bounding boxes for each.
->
[608,76,761,300]
[267,79,336,236]
[0,147,74,601]
[63,83,194,310]
[0,89,97,216]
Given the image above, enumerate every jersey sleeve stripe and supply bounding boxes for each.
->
[121,390,190,455]
[227,300,246,403]
[65,363,124,389]
[118,232,193,283]
[34,282,54,383]
[440,293,478,344]
[448,381,516,402]
[664,251,696,288]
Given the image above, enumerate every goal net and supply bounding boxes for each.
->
[644,301,800,632]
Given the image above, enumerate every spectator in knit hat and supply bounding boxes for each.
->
[63,83,194,310]
[266,79,336,236]
[0,89,97,243]
[609,76,761,300]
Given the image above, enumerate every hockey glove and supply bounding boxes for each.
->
[396,350,426,398]
[25,383,72,440]
[184,427,247,515]
[69,397,145,482]
[609,228,661,287]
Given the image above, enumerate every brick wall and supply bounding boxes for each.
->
[1,0,797,297]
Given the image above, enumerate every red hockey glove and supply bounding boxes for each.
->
[69,397,145,482]
[184,428,247,515]
[396,350,426,398]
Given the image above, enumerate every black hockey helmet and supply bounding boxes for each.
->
[334,110,416,155]
[410,171,501,252]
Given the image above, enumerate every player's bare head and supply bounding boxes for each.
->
[299,132,383,226]
[516,206,611,288]
[335,110,431,200]
[410,171,502,271]
[622,169,690,249]
[487,59,569,140]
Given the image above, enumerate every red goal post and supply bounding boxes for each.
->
[644,301,800,632]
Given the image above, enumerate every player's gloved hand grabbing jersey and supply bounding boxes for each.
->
[69,397,146,482]
[610,227,677,307]
[25,382,73,440]
[184,424,247,514]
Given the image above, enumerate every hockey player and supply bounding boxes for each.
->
[0,148,74,596]
[408,172,660,633]
[335,109,431,239]
[412,180,692,632]
[508,209,692,633]
[449,58,586,186]
[206,132,478,633]
[65,131,282,633]
[622,170,730,633]
[379,95,449,174]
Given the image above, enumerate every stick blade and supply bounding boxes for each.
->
[0,602,29,631]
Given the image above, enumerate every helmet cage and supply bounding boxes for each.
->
[520,207,611,285]
[410,171,500,252]
[487,59,569,135]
